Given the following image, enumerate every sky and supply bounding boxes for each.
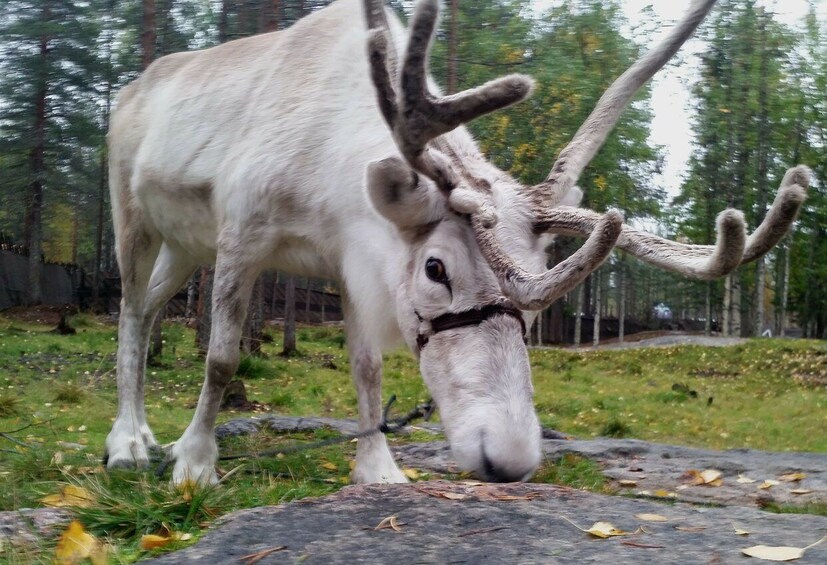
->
[532,0,826,199]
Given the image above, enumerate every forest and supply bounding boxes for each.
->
[1,0,825,340]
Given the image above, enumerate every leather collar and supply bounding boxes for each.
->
[416,303,527,350]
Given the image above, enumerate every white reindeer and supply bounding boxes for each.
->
[105,0,808,485]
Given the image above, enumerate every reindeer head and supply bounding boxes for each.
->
[363,0,808,482]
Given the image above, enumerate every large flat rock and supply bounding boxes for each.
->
[145,481,827,564]
[394,438,827,508]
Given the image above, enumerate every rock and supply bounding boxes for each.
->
[392,438,827,508]
[0,508,72,548]
[143,481,827,564]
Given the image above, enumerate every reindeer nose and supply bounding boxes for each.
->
[481,450,534,483]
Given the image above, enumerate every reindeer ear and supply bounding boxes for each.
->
[367,157,446,229]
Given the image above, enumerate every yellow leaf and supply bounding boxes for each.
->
[618,480,637,487]
[733,523,750,536]
[140,534,172,551]
[635,513,668,522]
[561,516,630,538]
[40,485,95,508]
[779,473,806,482]
[741,535,826,561]
[737,475,757,484]
[402,468,420,480]
[321,462,337,471]
[55,521,107,565]
[790,489,813,495]
[759,480,780,490]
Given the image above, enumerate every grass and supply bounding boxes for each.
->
[0,313,825,561]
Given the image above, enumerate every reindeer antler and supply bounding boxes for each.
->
[367,0,533,187]
[534,0,718,205]
[524,0,807,279]
[533,166,809,279]
[365,0,622,309]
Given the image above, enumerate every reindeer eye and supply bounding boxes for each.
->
[425,257,448,283]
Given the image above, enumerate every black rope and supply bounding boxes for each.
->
[155,395,434,477]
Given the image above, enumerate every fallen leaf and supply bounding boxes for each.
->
[685,469,723,486]
[618,480,637,487]
[561,516,631,538]
[738,475,757,484]
[321,462,337,471]
[374,515,403,532]
[240,546,287,565]
[733,523,750,536]
[402,468,420,480]
[790,489,813,495]
[54,520,107,565]
[778,473,806,483]
[675,525,707,532]
[652,489,677,498]
[140,534,172,551]
[759,480,780,490]
[440,492,469,500]
[41,485,95,509]
[741,535,826,562]
[635,513,668,522]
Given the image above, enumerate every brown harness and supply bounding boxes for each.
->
[416,303,527,351]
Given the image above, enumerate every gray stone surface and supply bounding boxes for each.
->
[217,415,827,508]
[145,481,827,564]
[0,507,71,547]
[393,438,827,507]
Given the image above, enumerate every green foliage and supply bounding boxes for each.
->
[532,454,608,492]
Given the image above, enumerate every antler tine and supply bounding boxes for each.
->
[367,0,534,185]
[532,166,809,279]
[473,211,623,310]
[742,165,809,263]
[534,0,718,205]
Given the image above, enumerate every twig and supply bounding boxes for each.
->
[239,546,287,564]
[457,526,509,538]
[0,432,33,449]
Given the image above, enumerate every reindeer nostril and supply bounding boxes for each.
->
[481,449,524,483]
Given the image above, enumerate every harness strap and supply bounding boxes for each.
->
[417,303,526,350]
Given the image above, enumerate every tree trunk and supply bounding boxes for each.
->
[704,282,712,336]
[592,270,601,347]
[219,0,229,42]
[264,0,281,32]
[26,3,50,306]
[447,0,459,94]
[780,242,790,338]
[242,276,265,356]
[548,243,564,343]
[618,261,626,343]
[148,307,163,364]
[573,284,583,347]
[185,274,197,318]
[723,274,732,337]
[142,0,156,70]
[755,258,765,336]
[196,266,214,355]
[304,278,311,322]
[282,274,297,355]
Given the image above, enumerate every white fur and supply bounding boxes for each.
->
[106,0,552,485]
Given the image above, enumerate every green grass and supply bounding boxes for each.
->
[0,313,825,561]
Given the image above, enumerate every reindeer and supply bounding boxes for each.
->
[104,0,808,485]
